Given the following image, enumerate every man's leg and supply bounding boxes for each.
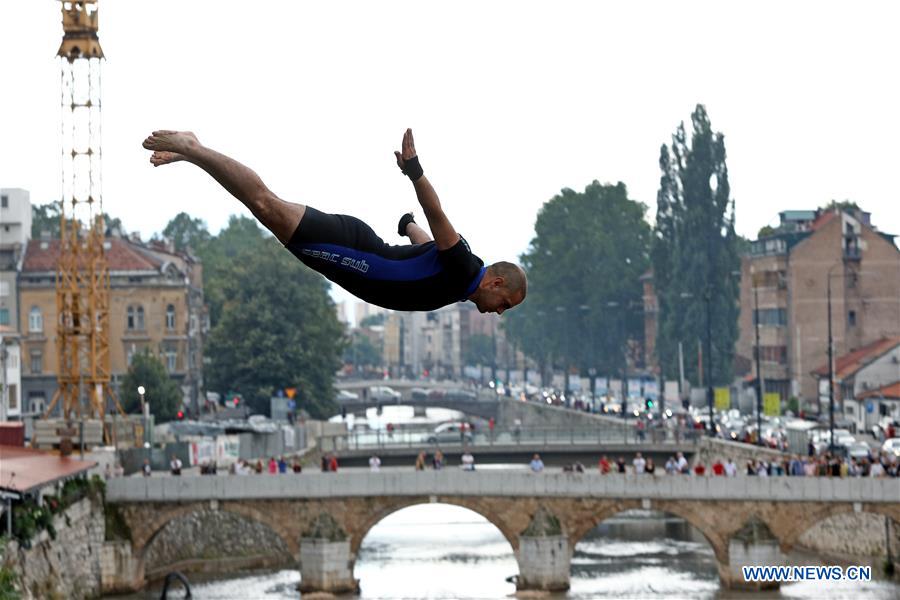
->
[143,130,304,244]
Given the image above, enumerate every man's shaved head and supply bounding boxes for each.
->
[466,261,527,314]
[488,261,527,296]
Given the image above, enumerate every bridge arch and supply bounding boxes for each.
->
[348,496,521,557]
[776,502,900,554]
[133,503,296,583]
[567,500,729,571]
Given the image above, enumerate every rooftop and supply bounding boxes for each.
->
[811,336,900,380]
[22,238,163,273]
[857,381,900,401]
[0,445,96,495]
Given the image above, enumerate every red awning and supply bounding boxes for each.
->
[0,445,96,495]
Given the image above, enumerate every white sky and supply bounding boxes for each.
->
[2,1,899,309]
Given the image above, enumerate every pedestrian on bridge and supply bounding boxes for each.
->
[461,450,476,471]
[632,452,646,474]
[415,451,427,471]
[598,455,611,474]
[529,454,544,473]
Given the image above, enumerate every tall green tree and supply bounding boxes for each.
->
[509,181,651,383]
[120,350,184,422]
[204,239,345,418]
[193,215,268,325]
[464,333,496,367]
[652,104,740,387]
[161,212,211,252]
[344,332,382,369]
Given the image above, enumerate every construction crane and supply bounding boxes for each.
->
[44,0,123,433]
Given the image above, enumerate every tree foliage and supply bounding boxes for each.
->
[161,211,211,252]
[203,237,345,419]
[652,104,741,387]
[507,181,651,379]
[31,202,122,238]
[464,333,496,367]
[120,349,183,422]
[344,332,382,368]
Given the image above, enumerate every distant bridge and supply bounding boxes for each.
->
[106,473,899,594]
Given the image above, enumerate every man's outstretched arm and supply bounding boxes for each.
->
[394,129,459,251]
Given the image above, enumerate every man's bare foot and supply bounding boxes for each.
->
[142,130,200,155]
[149,151,185,167]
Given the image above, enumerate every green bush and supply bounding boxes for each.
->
[0,538,21,600]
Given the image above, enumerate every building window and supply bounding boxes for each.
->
[28,393,45,414]
[755,345,787,363]
[126,344,136,366]
[753,308,787,327]
[0,195,7,208]
[166,304,176,330]
[29,306,43,332]
[0,308,8,326]
[0,281,8,296]
[30,351,42,374]
[166,349,177,372]
[7,384,16,410]
[127,305,145,330]
[848,310,857,327]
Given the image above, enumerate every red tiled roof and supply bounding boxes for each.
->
[22,238,162,273]
[0,445,96,494]
[811,337,900,380]
[857,382,900,400]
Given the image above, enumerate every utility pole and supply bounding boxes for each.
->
[705,288,714,436]
[827,268,836,454]
[754,284,764,446]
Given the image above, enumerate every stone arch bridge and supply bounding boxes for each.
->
[105,473,899,594]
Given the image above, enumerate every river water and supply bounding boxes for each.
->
[119,505,900,600]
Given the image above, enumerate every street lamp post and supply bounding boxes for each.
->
[555,306,568,400]
[826,264,839,454]
[138,385,149,460]
[704,288,714,436]
[753,284,764,446]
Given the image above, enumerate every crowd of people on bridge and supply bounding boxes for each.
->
[589,450,900,478]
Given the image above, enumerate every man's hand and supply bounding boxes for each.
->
[393,128,417,171]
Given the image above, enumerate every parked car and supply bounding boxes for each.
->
[445,388,478,402]
[427,422,474,445]
[336,390,359,402]
[426,388,446,402]
[842,442,872,461]
[410,388,428,402]
[368,386,401,403]
[881,438,900,457]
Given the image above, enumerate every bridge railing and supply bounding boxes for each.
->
[107,470,900,503]
[322,426,702,451]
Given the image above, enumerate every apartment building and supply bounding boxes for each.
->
[736,207,900,410]
[18,234,207,415]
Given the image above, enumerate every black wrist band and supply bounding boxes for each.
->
[398,212,416,237]
[402,155,424,182]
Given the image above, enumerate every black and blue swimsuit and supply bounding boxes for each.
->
[286,207,486,311]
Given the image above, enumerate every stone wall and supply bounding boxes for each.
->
[1,498,104,600]
[693,437,786,468]
[797,511,900,563]
[143,506,295,579]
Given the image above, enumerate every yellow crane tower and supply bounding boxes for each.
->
[44,0,123,433]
